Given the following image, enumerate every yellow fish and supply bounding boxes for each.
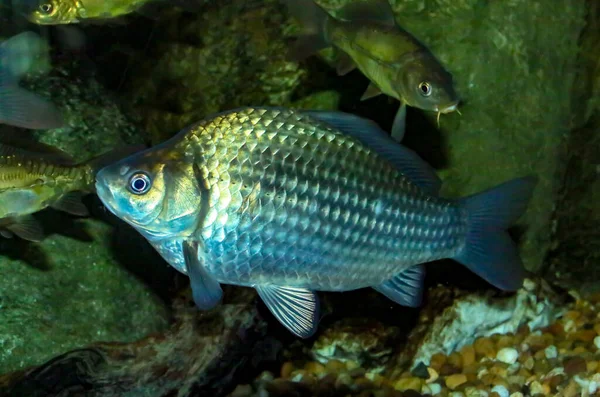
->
[0,134,143,241]
[18,0,198,25]
[283,0,460,141]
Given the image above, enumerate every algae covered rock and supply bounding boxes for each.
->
[310,317,400,373]
[545,0,600,293]
[391,278,572,374]
[0,58,170,375]
[1,288,271,397]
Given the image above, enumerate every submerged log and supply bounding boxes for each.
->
[0,288,276,397]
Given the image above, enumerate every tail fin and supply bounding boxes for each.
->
[453,176,537,291]
[281,0,331,61]
[0,32,64,130]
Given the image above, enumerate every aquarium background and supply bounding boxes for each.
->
[0,0,598,396]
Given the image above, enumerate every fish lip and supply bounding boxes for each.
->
[437,102,460,114]
[95,180,119,217]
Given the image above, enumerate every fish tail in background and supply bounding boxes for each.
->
[281,0,331,61]
[453,176,538,291]
[0,32,64,129]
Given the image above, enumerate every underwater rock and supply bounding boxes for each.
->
[545,0,600,293]
[97,0,308,144]
[391,278,573,374]
[0,58,170,375]
[310,318,401,374]
[0,288,273,397]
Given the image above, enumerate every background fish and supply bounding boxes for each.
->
[283,0,459,141]
[0,135,144,241]
[95,107,536,338]
[0,31,64,129]
[15,0,202,25]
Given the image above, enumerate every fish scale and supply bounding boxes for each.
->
[96,106,536,338]
[171,108,466,289]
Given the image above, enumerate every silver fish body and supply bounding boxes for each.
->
[96,107,536,337]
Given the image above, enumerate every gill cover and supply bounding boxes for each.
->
[157,161,205,234]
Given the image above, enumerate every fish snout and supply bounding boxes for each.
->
[438,102,460,114]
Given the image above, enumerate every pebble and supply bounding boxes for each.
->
[429,383,442,395]
[393,377,422,392]
[446,374,468,390]
[426,367,439,383]
[461,345,476,367]
[496,348,518,364]
[544,345,557,359]
[464,387,488,397]
[257,294,600,397]
[563,356,587,376]
[490,385,509,397]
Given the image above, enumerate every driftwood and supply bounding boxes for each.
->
[0,288,276,397]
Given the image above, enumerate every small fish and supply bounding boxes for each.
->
[17,0,202,25]
[0,31,64,129]
[283,0,460,141]
[0,134,144,241]
[95,107,536,338]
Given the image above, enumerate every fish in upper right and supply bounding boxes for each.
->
[0,31,64,130]
[282,0,460,142]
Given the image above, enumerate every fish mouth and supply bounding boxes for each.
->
[438,102,460,114]
[434,101,461,126]
[95,179,119,217]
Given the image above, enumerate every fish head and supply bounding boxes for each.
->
[19,0,79,25]
[95,147,203,239]
[396,51,460,115]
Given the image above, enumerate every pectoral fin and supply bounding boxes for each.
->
[4,215,44,242]
[51,192,89,216]
[373,265,425,307]
[255,285,320,338]
[360,83,383,101]
[335,52,357,76]
[182,240,223,310]
[391,102,407,142]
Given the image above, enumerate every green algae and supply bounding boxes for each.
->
[0,59,169,375]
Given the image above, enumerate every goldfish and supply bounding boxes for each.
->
[95,107,536,338]
[0,134,144,241]
[0,31,64,129]
[283,0,459,141]
[16,0,200,25]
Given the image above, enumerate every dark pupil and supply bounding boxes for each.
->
[40,4,52,13]
[421,84,429,93]
[132,178,147,192]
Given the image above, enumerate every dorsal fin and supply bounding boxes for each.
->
[301,110,442,195]
[336,0,396,26]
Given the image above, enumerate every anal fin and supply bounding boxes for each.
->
[256,285,320,338]
[335,52,357,76]
[373,265,425,307]
[360,83,383,101]
[183,240,223,310]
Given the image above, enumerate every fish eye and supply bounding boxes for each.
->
[418,81,432,97]
[128,173,152,195]
[39,3,53,13]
